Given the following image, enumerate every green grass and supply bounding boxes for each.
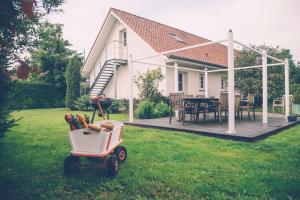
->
[1,108,300,200]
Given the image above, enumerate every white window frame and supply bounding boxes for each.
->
[199,73,205,90]
[221,77,227,91]
[120,29,127,47]
[178,72,184,92]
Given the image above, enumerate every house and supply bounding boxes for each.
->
[81,8,229,99]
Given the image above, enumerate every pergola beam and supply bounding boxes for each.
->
[207,62,284,73]
[234,40,284,63]
[132,39,227,63]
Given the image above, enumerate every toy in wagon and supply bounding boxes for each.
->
[64,94,127,177]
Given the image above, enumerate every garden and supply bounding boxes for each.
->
[0,108,300,199]
[1,1,300,199]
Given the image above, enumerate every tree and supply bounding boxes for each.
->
[0,0,63,135]
[134,68,164,103]
[0,0,64,69]
[65,56,81,109]
[235,45,297,104]
[29,22,75,93]
[0,67,15,136]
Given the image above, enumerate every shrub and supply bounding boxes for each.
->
[134,68,164,103]
[153,101,170,117]
[119,99,129,113]
[74,95,93,111]
[7,80,65,109]
[65,57,81,109]
[294,88,300,104]
[107,99,120,114]
[291,84,300,96]
[135,100,154,119]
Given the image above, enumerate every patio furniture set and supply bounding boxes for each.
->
[169,92,256,125]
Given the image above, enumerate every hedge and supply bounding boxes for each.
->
[8,81,65,109]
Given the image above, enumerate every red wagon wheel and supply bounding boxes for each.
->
[114,146,127,163]
[107,154,119,177]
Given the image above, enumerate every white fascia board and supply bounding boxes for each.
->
[110,12,167,61]
[81,13,115,76]
[166,58,223,70]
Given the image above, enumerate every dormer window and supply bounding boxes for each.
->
[170,32,184,43]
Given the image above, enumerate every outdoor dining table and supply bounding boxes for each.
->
[183,97,219,121]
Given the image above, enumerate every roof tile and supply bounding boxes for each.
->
[111,8,228,68]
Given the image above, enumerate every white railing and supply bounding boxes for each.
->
[91,40,128,86]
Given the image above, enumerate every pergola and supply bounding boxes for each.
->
[127,30,290,134]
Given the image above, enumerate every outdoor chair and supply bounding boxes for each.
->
[218,92,228,123]
[206,100,219,121]
[272,95,293,114]
[169,92,185,124]
[183,102,196,124]
[182,94,196,123]
[240,94,255,120]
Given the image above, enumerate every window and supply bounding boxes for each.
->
[221,77,227,91]
[199,74,205,90]
[178,73,183,92]
[120,30,127,47]
[170,32,184,43]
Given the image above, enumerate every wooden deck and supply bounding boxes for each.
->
[125,113,300,142]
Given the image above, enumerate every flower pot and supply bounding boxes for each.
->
[287,116,297,122]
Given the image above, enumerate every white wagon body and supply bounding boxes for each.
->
[69,120,124,157]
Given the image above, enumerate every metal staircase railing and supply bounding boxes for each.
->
[89,40,128,97]
[89,61,114,97]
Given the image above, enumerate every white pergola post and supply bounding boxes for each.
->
[129,54,134,122]
[174,62,179,118]
[226,29,236,134]
[285,58,290,117]
[262,50,268,124]
[204,67,209,98]
[113,63,117,99]
[174,62,178,92]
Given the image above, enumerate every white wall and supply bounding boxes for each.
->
[89,15,227,99]
[100,18,167,99]
[165,65,227,98]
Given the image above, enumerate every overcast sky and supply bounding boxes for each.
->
[47,0,300,62]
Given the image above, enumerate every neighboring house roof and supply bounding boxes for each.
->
[111,8,228,68]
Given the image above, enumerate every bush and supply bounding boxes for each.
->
[73,95,93,111]
[291,84,300,96]
[294,88,300,104]
[107,99,120,114]
[7,80,65,109]
[135,100,154,119]
[134,68,164,103]
[119,99,129,113]
[153,101,170,117]
[65,57,81,109]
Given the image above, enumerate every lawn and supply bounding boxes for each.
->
[0,108,300,200]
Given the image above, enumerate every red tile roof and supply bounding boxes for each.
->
[111,8,228,68]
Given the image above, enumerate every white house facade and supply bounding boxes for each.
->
[82,8,229,99]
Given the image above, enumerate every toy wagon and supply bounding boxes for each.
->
[64,120,127,177]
